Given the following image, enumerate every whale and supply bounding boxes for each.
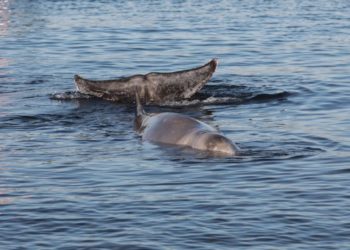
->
[74,59,217,104]
[134,92,239,156]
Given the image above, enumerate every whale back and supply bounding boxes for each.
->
[142,113,215,144]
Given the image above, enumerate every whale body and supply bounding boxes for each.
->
[134,92,239,156]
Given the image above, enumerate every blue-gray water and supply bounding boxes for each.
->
[1,1,350,249]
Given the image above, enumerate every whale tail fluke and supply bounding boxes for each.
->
[74,74,83,91]
[74,74,92,94]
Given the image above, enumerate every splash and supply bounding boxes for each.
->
[50,91,93,100]
[51,84,292,106]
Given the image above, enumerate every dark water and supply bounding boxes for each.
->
[1,0,350,249]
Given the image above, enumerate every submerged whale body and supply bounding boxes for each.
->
[74,59,217,104]
[134,92,239,156]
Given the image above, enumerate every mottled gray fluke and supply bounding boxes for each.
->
[135,92,239,156]
[74,59,217,104]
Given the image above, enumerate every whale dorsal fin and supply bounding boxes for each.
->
[135,90,146,117]
[134,90,147,132]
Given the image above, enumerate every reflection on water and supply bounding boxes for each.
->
[0,0,9,36]
[0,188,13,205]
[0,1,12,84]
[0,57,10,74]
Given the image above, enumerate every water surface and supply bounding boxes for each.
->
[1,1,350,249]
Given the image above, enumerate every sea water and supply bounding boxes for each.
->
[1,1,350,249]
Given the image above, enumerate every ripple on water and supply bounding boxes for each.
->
[50,83,293,107]
[1,0,350,249]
